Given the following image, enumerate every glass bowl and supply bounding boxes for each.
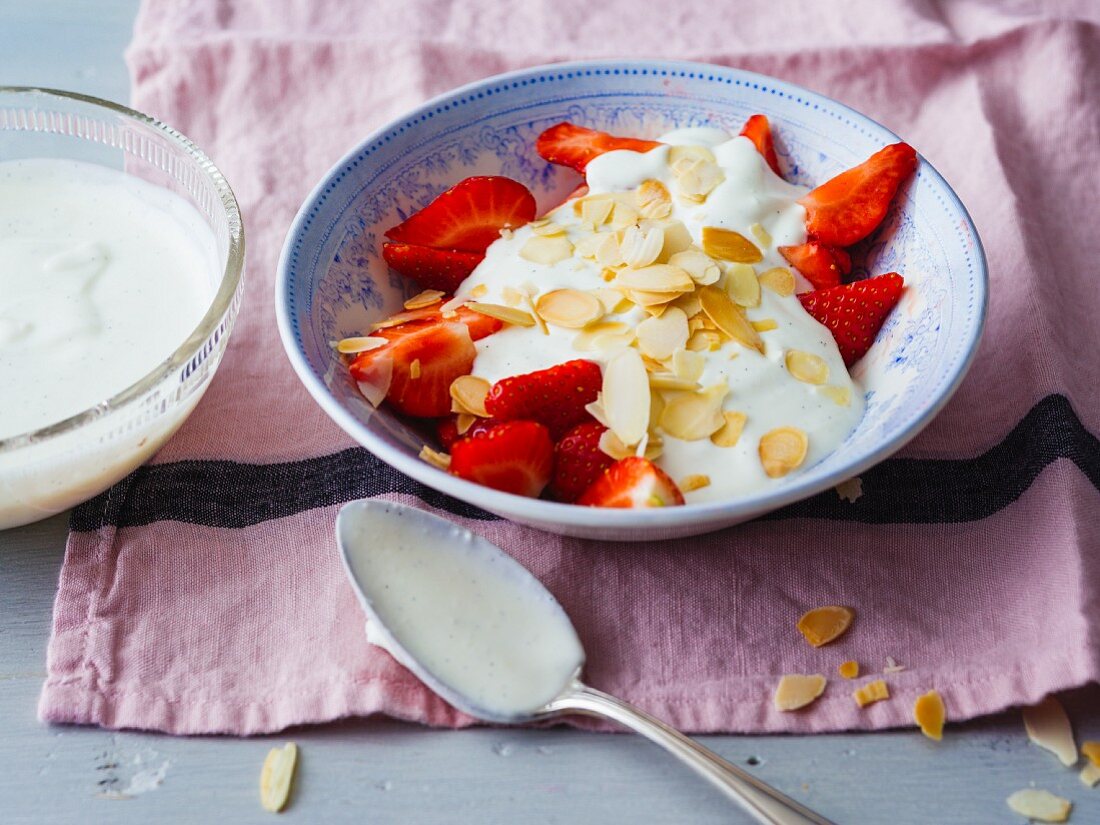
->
[0,88,245,530]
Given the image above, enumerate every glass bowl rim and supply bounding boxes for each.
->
[0,86,245,453]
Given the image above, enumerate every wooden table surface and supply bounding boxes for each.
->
[2,3,1097,822]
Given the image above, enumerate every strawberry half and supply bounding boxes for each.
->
[798,272,905,366]
[384,176,537,253]
[449,420,554,497]
[799,143,918,247]
[577,457,685,508]
[549,421,614,503]
[382,242,483,293]
[779,242,852,291]
[739,114,782,176]
[536,122,662,173]
[484,359,602,439]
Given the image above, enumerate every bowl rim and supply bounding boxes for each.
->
[276,58,988,531]
[0,86,245,453]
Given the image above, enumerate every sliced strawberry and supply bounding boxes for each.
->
[549,421,614,503]
[484,359,602,439]
[384,176,537,253]
[739,114,782,176]
[799,143,918,247]
[369,305,502,342]
[437,415,500,449]
[577,457,685,508]
[536,122,662,173]
[382,242,483,293]
[779,242,852,291]
[798,273,905,366]
[449,420,553,497]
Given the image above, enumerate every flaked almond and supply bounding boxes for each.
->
[636,179,672,219]
[602,348,651,446]
[913,690,946,741]
[404,289,445,310]
[648,374,700,392]
[592,287,631,314]
[668,144,716,167]
[535,289,604,329]
[710,410,747,447]
[853,679,890,708]
[678,474,710,493]
[672,348,706,382]
[786,350,830,385]
[774,674,827,712]
[676,159,724,201]
[573,321,632,352]
[419,445,451,471]
[668,250,720,285]
[371,308,435,330]
[468,283,488,298]
[1006,790,1072,823]
[573,192,614,217]
[759,266,796,297]
[599,427,663,461]
[619,224,666,268]
[519,234,573,265]
[699,285,765,353]
[616,263,694,294]
[608,199,640,230]
[751,319,778,332]
[838,661,860,680]
[356,356,393,407]
[596,233,623,268]
[580,197,614,230]
[750,222,772,249]
[573,232,605,260]
[336,336,387,355]
[822,384,852,406]
[501,286,525,307]
[726,262,761,307]
[687,329,722,352]
[627,289,678,308]
[1081,762,1100,787]
[1083,741,1100,766]
[439,295,466,317]
[637,306,689,360]
[660,221,694,260]
[1024,695,1077,767]
[466,302,536,327]
[259,742,298,813]
[659,385,728,441]
[702,226,764,263]
[449,375,490,417]
[531,220,567,237]
[797,605,854,647]
[759,426,808,477]
[456,413,476,435]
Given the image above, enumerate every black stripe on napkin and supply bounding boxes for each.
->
[70,394,1098,531]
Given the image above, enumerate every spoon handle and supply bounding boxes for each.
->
[544,681,834,825]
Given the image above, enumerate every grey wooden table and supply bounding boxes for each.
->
[2,3,1097,823]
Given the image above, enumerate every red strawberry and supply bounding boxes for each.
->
[382,242,483,293]
[484,359,602,439]
[384,176,537,253]
[799,143,918,247]
[798,273,905,366]
[577,457,685,508]
[549,422,614,503]
[437,415,501,449]
[779,242,852,291]
[739,114,782,176]
[536,123,662,173]
[449,420,554,497]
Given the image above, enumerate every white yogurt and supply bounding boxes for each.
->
[0,159,217,440]
[339,502,584,718]
[455,131,864,502]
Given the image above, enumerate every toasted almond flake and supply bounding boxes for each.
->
[913,690,946,741]
[608,200,640,230]
[371,308,430,330]
[501,286,525,307]
[580,197,615,230]
[640,354,666,373]
[599,427,663,461]
[593,331,636,353]
[573,321,630,352]
[466,302,536,327]
[759,266,796,297]
[535,289,604,329]
[519,234,573,265]
[668,250,720,285]
[259,742,298,813]
[750,222,773,249]
[637,307,689,360]
[699,285,765,353]
[676,160,725,200]
[687,329,722,352]
[455,413,476,435]
[518,292,549,336]
[822,384,852,406]
[592,288,631,314]
[585,396,610,428]
[404,289,446,310]
[619,224,666,268]
[668,144,716,166]
[774,674,827,712]
[759,426,808,478]
[726,262,762,308]
[440,295,466,317]
[751,319,778,332]
[710,410,747,447]
[355,352,393,407]
[616,264,694,294]
[702,226,763,263]
[603,349,651,446]
[419,445,451,470]
[468,283,488,299]
[1082,741,1100,766]
[594,233,623,268]
[449,375,490,417]
[1006,789,1072,823]
[786,350,830,385]
[528,218,551,228]
[573,233,604,260]
[659,221,694,261]
[573,193,613,217]
[648,374,700,392]
[1081,762,1100,787]
[678,474,711,493]
[672,348,706,382]
[336,336,387,355]
[796,606,854,647]
[531,220,567,237]
[853,679,890,708]
[659,385,728,441]
[626,288,678,308]
[1024,696,1078,766]
[636,179,672,219]
[409,358,422,379]
[838,660,860,680]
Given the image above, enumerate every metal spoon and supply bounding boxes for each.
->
[337,500,833,825]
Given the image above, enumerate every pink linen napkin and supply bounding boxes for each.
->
[40,0,1100,735]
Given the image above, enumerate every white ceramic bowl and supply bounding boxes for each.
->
[0,88,245,530]
[277,60,986,541]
